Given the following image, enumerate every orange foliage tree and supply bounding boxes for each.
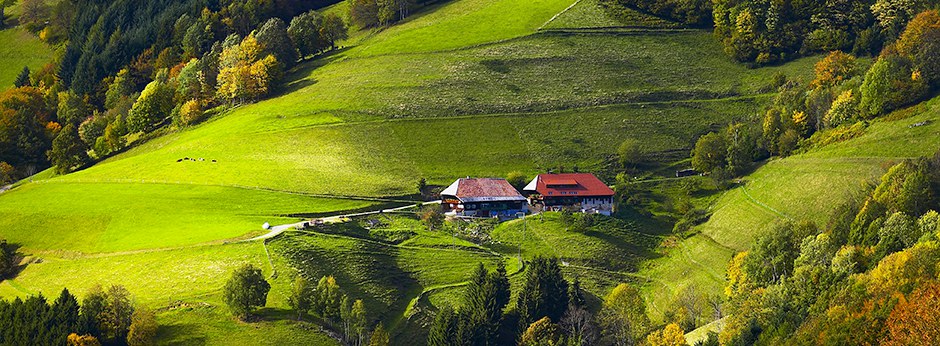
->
[811,51,858,89]
[884,281,940,345]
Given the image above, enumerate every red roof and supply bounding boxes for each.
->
[441,178,526,202]
[526,173,614,197]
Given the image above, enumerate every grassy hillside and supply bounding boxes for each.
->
[0,182,373,253]
[270,212,660,342]
[0,0,834,343]
[0,28,52,89]
[638,95,940,322]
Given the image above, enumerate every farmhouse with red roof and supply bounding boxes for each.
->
[440,178,528,217]
[523,173,615,215]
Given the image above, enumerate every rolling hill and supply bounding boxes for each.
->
[0,0,888,343]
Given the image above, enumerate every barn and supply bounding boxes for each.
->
[440,178,528,217]
[523,173,615,215]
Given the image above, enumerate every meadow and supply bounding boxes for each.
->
[0,0,876,342]
[0,182,373,253]
[0,27,52,89]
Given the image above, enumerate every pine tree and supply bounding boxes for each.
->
[50,289,80,345]
[14,66,30,87]
[516,257,569,334]
[428,305,459,346]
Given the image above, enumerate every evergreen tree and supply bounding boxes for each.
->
[14,67,30,88]
[50,289,81,345]
[516,257,569,334]
[428,305,459,346]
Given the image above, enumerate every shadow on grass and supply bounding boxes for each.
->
[156,323,208,346]
[1,242,27,281]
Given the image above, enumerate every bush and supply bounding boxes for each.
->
[618,138,644,169]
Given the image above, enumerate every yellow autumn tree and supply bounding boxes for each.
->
[811,51,858,89]
[217,34,280,103]
[725,251,748,299]
[647,323,687,346]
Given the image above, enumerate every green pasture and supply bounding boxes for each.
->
[348,0,574,57]
[541,0,680,29]
[0,182,372,253]
[0,28,52,90]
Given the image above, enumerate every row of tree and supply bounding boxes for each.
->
[224,263,389,346]
[349,0,417,28]
[601,0,711,27]
[718,153,940,344]
[691,9,940,177]
[620,0,938,65]
[427,257,668,346]
[0,286,156,346]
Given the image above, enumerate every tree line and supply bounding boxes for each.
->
[607,0,940,65]
[223,263,389,346]
[426,257,677,346]
[690,9,940,179]
[0,285,156,346]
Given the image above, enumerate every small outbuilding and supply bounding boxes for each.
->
[523,173,615,215]
[440,178,528,217]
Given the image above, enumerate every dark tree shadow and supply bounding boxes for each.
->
[155,324,208,346]
[1,241,26,280]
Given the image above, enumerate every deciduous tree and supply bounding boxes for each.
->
[289,10,324,58]
[287,276,312,321]
[519,317,562,346]
[126,308,157,346]
[47,123,88,174]
[368,323,389,346]
[223,263,270,320]
[647,323,687,346]
[600,283,649,346]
